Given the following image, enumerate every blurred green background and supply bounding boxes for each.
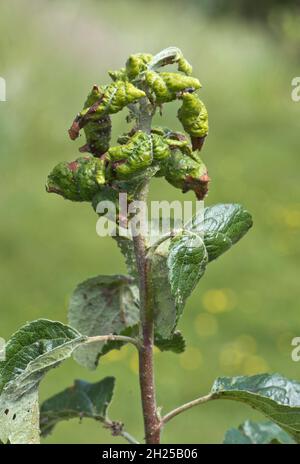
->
[1,0,300,444]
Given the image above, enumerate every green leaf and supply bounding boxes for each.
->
[167,232,207,310]
[211,373,300,442]
[224,420,296,444]
[186,203,253,262]
[68,275,139,370]
[151,204,252,339]
[151,232,207,339]
[151,239,177,339]
[40,377,115,437]
[0,319,85,444]
[155,331,185,354]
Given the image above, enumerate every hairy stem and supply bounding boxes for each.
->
[85,334,139,348]
[132,181,160,444]
[161,393,213,427]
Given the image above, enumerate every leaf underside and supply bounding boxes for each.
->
[68,274,140,369]
[40,377,115,437]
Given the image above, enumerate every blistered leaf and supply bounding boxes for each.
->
[145,71,200,104]
[81,115,111,156]
[40,377,115,436]
[84,81,145,120]
[223,420,296,444]
[114,165,160,194]
[167,232,208,311]
[108,68,127,82]
[211,373,300,442]
[163,150,209,200]
[186,203,253,262]
[69,81,145,143]
[46,156,106,202]
[126,53,153,79]
[68,275,139,370]
[0,320,85,444]
[151,133,172,161]
[108,131,153,179]
[178,92,208,150]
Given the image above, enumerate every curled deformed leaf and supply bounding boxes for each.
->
[126,53,153,79]
[0,320,85,444]
[163,150,210,200]
[46,156,106,202]
[68,81,145,143]
[108,131,153,179]
[108,68,127,82]
[151,133,172,161]
[81,115,112,156]
[145,71,200,104]
[85,81,145,120]
[178,92,208,150]
[40,377,115,436]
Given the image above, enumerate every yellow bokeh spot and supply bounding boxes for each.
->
[235,334,257,355]
[242,355,269,375]
[282,209,300,229]
[179,347,203,371]
[195,313,218,337]
[101,345,129,363]
[219,335,269,375]
[202,288,236,314]
[274,207,300,229]
[219,344,244,374]
[129,352,139,374]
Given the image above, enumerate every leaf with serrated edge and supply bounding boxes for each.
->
[186,203,253,262]
[212,373,300,443]
[68,275,139,370]
[0,319,85,444]
[40,377,115,437]
[223,420,296,444]
[155,331,185,354]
